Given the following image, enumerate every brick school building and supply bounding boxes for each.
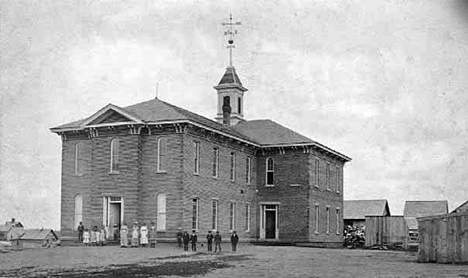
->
[51,66,351,246]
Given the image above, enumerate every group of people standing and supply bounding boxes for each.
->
[119,221,158,248]
[78,221,240,252]
[77,222,108,246]
[176,229,239,253]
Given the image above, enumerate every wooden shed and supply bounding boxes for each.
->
[418,211,468,264]
[365,216,408,249]
[20,229,59,248]
[344,199,390,228]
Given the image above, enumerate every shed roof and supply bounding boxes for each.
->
[451,200,468,214]
[343,200,391,220]
[403,201,448,218]
[21,229,58,240]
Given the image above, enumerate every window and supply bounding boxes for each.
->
[245,204,251,232]
[230,152,236,181]
[266,158,274,186]
[74,195,83,230]
[75,143,84,175]
[315,204,319,233]
[212,199,218,230]
[212,148,219,178]
[326,163,330,190]
[157,138,167,172]
[336,166,340,193]
[194,142,200,174]
[110,139,120,172]
[157,194,166,230]
[336,208,341,235]
[192,198,199,230]
[238,97,242,114]
[326,207,330,234]
[315,158,319,187]
[246,157,251,184]
[230,202,236,230]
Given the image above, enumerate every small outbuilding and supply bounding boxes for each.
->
[343,199,391,228]
[403,200,448,244]
[20,229,60,248]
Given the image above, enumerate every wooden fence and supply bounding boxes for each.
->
[418,211,468,263]
[365,216,408,249]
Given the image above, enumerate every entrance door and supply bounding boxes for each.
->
[265,210,276,239]
[109,203,121,229]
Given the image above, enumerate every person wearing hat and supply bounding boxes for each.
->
[149,221,157,248]
[176,228,183,248]
[140,222,149,247]
[206,230,214,252]
[131,222,139,248]
[120,222,128,247]
[230,230,239,252]
[182,231,190,251]
[190,230,198,252]
[214,230,222,253]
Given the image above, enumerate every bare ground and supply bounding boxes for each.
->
[0,244,467,278]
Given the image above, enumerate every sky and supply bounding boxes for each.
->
[1,0,467,229]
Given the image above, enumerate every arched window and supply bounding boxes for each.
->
[223,96,230,107]
[266,157,274,186]
[110,139,120,172]
[74,194,83,230]
[75,143,84,175]
[157,138,167,172]
[157,194,166,230]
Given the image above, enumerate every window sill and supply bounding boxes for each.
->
[265,185,274,187]
[109,171,120,175]
[156,171,167,174]
[314,231,319,235]
[212,176,219,180]
[75,173,84,177]
[336,191,341,194]
[326,188,331,191]
[193,173,200,176]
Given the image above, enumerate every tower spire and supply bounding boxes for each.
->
[222,14,241,67]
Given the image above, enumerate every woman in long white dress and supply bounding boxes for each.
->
[140,223,149,247]
[120,223,128,248]
[131,222,139,247]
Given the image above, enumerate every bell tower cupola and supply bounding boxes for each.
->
[215,14,247,126]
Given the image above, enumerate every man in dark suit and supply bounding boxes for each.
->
[182,231,190,251]
[190,230,198,251]
[230,230,239,252]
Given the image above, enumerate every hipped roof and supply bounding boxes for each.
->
[51,98,350,161]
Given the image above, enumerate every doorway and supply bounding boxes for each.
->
[103,196,123,229]
[260,204,279,240]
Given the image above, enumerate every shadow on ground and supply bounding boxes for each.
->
[0,253,251,278]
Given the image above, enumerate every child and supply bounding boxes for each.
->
[95,227,101,246]
[90,226,97,246]
[131,222,139,248]
[149,221,157,248]
[140,223,148,247]
[100,226,106,246]
[83,228,90,246]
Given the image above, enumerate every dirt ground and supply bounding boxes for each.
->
[0,243,467,278]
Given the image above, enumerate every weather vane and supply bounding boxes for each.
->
[222,14,241,67]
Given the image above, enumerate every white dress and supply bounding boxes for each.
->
[140,226,149,244]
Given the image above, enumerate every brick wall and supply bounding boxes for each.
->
[180,130,258,240]
[257,151,310,241]
[308,150,344,245]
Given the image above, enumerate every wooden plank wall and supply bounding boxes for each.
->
[418,212,468,263]
[365,216,408,249]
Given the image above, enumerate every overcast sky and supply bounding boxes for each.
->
[1,0,467,229]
